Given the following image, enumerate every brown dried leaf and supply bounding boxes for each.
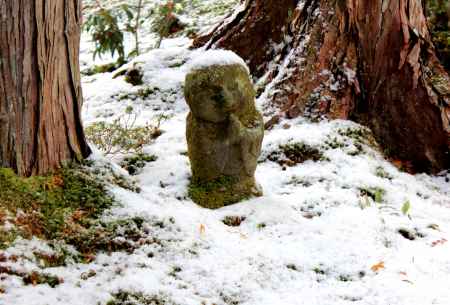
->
[371,261,385,272]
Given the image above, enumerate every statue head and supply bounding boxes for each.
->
[184,64,255,123]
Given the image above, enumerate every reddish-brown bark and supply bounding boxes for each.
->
[195,0,450,173]
[0,0,91,176]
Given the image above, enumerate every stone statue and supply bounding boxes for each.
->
[185,62,264,209]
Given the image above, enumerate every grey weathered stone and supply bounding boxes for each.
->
[185,63,264,208]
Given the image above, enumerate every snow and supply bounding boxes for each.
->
[1,1,450,305]
[186,49,250,74]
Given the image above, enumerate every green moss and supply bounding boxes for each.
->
[188,176,253,209]
[120,153,158,175]
[222,215,246,227]
[256,223,266,229]
[375,166,393,180]
[359,187,385,203]
[0,265,63,288]
[82,59,126,76]
[268,142,326,166]
[0,164,115,249]
[0,228,18,250]
[107,290,175,305]
[337,126,378,148]
[137,87,156,99]
[63,217,150,255]
[22,271,62,288]
[312,264,328,276]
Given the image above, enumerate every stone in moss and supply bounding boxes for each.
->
[124,65,144,86]
[184,63,264,208]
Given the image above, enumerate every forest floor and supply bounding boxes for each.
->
[1,1,450,305]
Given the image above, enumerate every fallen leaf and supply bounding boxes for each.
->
[199,224,205,235]
[399,271,414,284]
[371,261,385,272]
[431,238,447,247]
[427,224,440,231]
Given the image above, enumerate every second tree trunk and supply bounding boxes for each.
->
[195,0,450,173]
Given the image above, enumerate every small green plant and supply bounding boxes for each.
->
[152,1,185,47]
[84,6,125,61]
[401,200,411,217]
[85,112,166,155]
[84,1,149,65]
[359,187,385,204]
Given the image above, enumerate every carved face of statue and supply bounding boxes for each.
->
[185,64,254,123]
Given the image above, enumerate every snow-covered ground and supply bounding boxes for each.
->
[1,1,450,305]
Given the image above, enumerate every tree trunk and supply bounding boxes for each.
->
[195,0,450,173]
[0,0,91,176]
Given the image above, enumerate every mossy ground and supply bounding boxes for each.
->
[82,59,127,76]
[106,290,175,305]
[0,163,116,251]
[120,153,158,175]
[267,142,326,167]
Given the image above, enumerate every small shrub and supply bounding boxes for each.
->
[84,1,149,61]
[85,113,166,155]
[84,8,125,61]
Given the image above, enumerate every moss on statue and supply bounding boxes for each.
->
[188,175,260,209]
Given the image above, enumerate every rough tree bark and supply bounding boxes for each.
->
[0,0,91,176]
[195,0,450,173]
